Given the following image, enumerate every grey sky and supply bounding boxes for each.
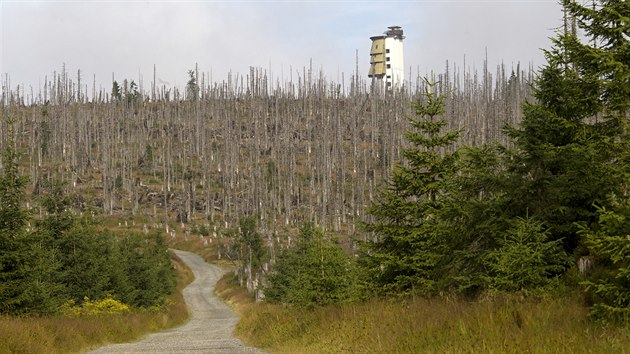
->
[1,0,563,95]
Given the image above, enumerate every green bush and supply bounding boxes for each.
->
[483,216,568,293]
[580,200,630,325]
[265,223,363,308]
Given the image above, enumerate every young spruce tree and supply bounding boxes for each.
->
[0,123,31,314]
[360,80,459,295]
[265,223,361,307]
[0,123,63,314]
[503,0,629,257]
[580,199,630,324]
[559,0,629,324]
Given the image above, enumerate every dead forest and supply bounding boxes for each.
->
[0,61,534,239]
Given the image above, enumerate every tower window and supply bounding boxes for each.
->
[387,64,391,69]
[386,57,390,62]
[386,75,391,79]
[386,49,390,53]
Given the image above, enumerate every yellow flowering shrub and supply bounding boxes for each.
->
[62,296,130,317]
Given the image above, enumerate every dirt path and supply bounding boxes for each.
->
[89,250,264,354]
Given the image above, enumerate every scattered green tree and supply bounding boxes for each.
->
[437,144,512,295]
[360,80,460,295]
[0,153,177,315]
[265,223,362,307]
[580,199,630,325]
[483,216,568,293]
[126,80,140,106]
[111,80,122,101]
[118,231,176,307]
[186,69,199,101]
[503,0,629,256]
[0,124,63,315]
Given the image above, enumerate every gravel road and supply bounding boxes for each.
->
[89,249,264,354]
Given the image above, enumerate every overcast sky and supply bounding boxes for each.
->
[1,0,564,94]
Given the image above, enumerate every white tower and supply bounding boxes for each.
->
[368,26,405,89]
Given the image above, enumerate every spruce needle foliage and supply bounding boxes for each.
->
[0,121,62,315]
[360,80,460,295]
[483,216,569,293]
[580,200,630,325]
[504,0,629,323]
[359,0,629,302]
[264,223,361,308]
[0,123,176,315]
[503,0,629,257]
[499,0,629,321]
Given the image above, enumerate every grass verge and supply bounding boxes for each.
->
[216,273,630,354]
[0,251,194,354]
[215,271,255,315]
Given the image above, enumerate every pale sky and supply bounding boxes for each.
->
[1,0,564,95]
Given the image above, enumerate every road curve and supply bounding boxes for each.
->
[89,249,264,354]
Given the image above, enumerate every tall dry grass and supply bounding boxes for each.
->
[216,272,630,354]
[0,251,193,354]
[215,271,256,313]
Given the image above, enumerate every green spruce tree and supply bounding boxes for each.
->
[186,69,199,101]
[265,223,361,307]
[580,198,630,324]
[503,0,629,257]
[483,216,568,293]
[111,80,122,101]
[119,231,176,307]
[360,80,460,295]
[573,1,630,318]
[437,144,513,295]
[0,123,64,314]
[0,123,31,314]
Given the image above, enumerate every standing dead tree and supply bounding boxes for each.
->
[1,60,534,239]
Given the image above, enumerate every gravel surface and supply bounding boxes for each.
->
[89,249,264,354]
